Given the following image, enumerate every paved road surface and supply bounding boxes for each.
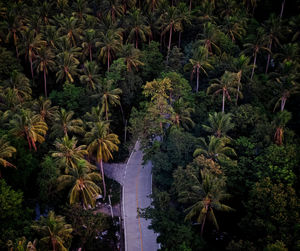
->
[123,141,159,251]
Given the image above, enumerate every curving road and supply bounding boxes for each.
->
[122,141,159,251]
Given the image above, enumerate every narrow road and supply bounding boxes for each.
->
[123,141,158,251]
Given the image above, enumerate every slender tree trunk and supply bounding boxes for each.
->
[265,40,272,74]
[196,66,199,92]
[189,0,192,11]
[168,25,173,52]
[236,71,242,105]
[281,96,287,111]
[30,57,34,79]
[200,207,208,237]
[107,49,110,72]
[135,29,138,48]
[222,89,225,113]
[250,52,257,80]
[99,159,106,199]
[44,68,47,98]
[89,45,92,62]
[178,31,182,48]
[280,0,286,19]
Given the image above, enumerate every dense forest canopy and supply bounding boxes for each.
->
[0,0,299,250]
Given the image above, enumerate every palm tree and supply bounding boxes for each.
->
[184,46,213,92]
[71,0,92,21]
[85,121,120,198]
[96,29,123,72]
[51,109,84,137]
[81,29,99,62]
[176,2,191,48]
[32,211,72,251]
[51,135,89,172]
[101,0,124,22]
[125,8,151,48]
[244,29,269,80]
[35,46,56,98]
[4,9,26,58]
[171,98,194,129]
[119,44,144,72]
[56,15,82,47]
[7,236,37,251]
[272,110,291,146]
[0,136,16,175]
[207,71,242,113]
[9,109,48,151]
[271,62,300,112]
[180,169,233,236]
[20,29,46,79]
[160,6,182,53]
[198,22,221,55]
[193,136,236,162]
[56,51,80,83]
[80,61,102,90]
[84,105,104,125]
[202,112,234,138]
[4,71,32,102]
[91,83,122,121]
[220,15,247,42]
[57,162,102,208]
[262,14,282,73]
[32,97,58,123]
[42,25,60,48]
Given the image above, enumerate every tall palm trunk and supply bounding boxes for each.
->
[236,70,242,105]
[89,45,92,62]
[281,96,287,111]
[265,39,272,74]
[44,68,47,98]
[280,0,286,19]
[30,56,34,79]
[168,24,173,52]
[189,0,192,11]
[222,88,225,113]
[99,159,106,199]
[135,29,138,48]
[196,66,200,92]
[250,52,257,80]
[51,237,57,251]
[200,206,208,237]
[107,48,110,72]
[178,31,182,48]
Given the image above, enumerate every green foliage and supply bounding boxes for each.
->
[0,47,22,79]
[141,41,164,81]
[240,178,300,249]
[49,83,89,115]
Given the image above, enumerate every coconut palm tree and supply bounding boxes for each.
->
[84,105,104,126]
[96,28,123,72]
[125,8,151,48]
[160,6,182,53]
[32,211,72,251]
[71,0,92,21]
[244,29,269,80]
[220,15,247,42]
[42,25,60,48]
[80,61,102,90]
[202,112,234,138]
[171,98,194,129]
[101,0,124,22]
[56,51,80,83]
[180,169,233,236]
[9,109,48,151]
[193,135,236,162]
[0,136,16,175]
[57,161,102,208]
[85,121,120,198]
[184,46,213,92]
[119,44,144,72]
[35,46,56,98]
[32,97,58,124]
[4,70,32,102]
[271,62,300,112]
[207,71,242,113]
[262,14,282,73]
[51,135,90,172]
[81,29,99,62]
[198,22,221,55]
[51,109,84,137]
[20,29,46,79]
